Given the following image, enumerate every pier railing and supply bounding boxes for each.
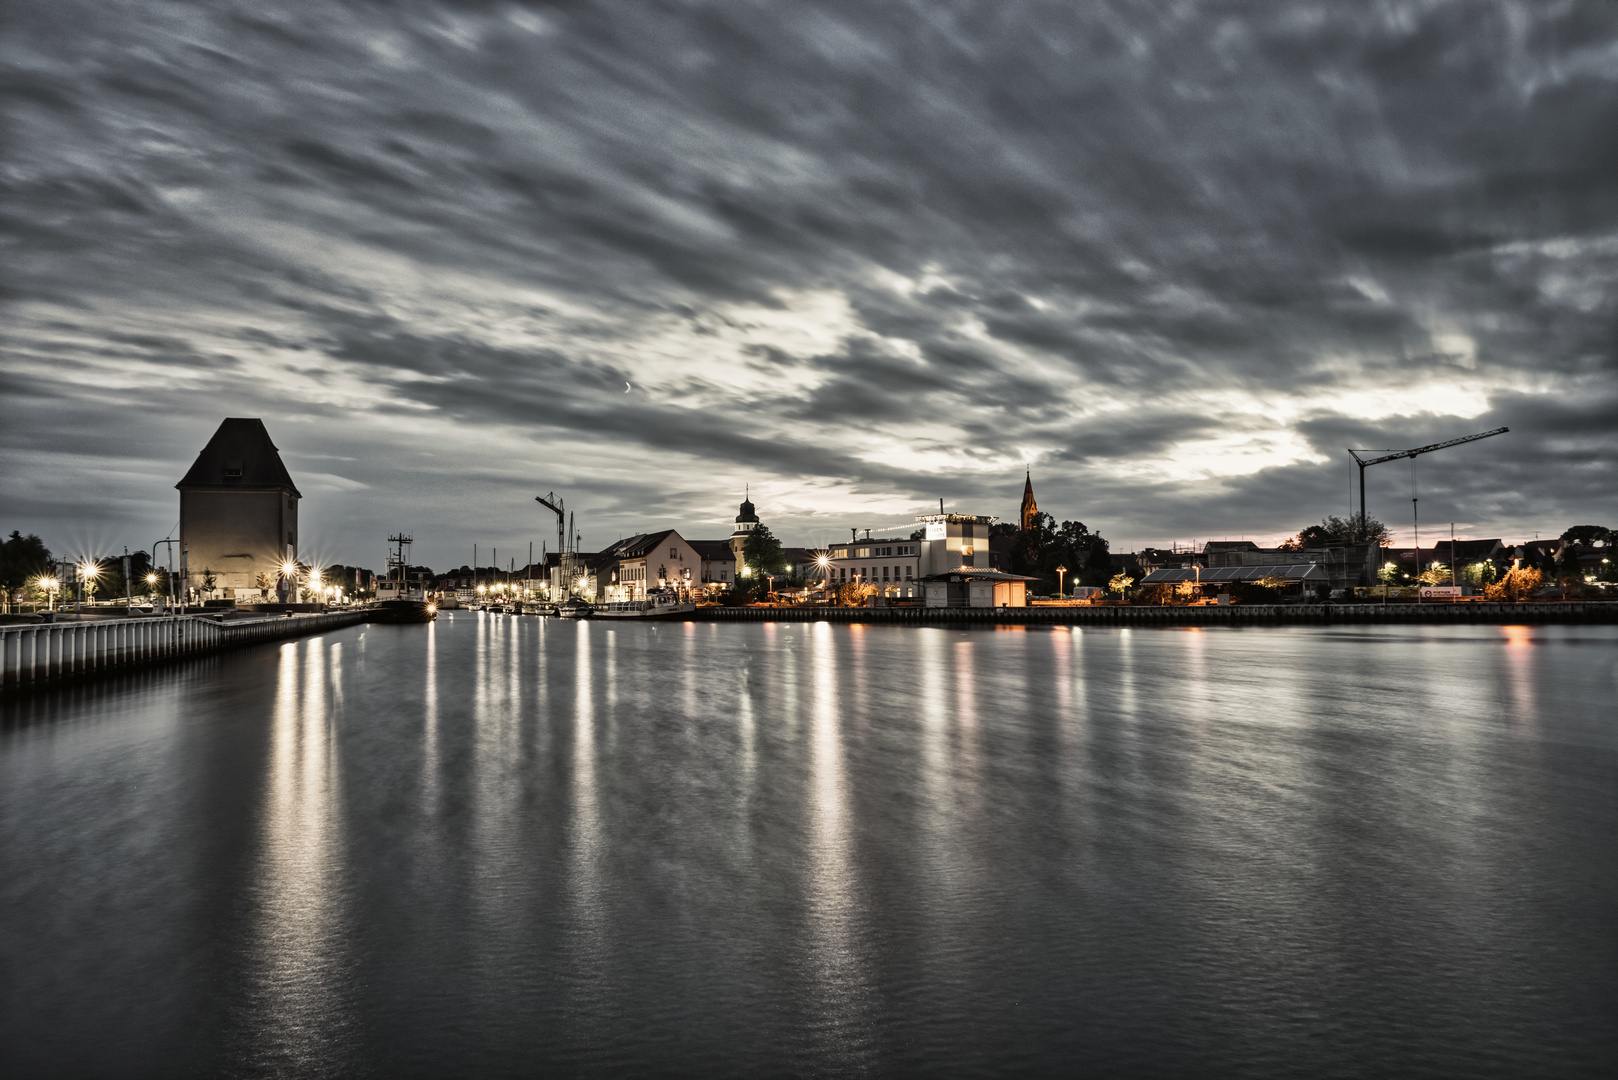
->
[0,609,369,693]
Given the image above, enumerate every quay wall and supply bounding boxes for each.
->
[694,602,1618,626]
[0,609,369,695]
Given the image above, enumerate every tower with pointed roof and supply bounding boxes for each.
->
[176,418,301,601]
[730,488,761,563]
[1019,469,1038,531]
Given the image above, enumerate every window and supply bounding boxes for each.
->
[224,458,243,479]
[905,566,913,579]
[883,566,890,580]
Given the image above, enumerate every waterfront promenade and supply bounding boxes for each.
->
[0,609,368,694]
[699,600,1618,626]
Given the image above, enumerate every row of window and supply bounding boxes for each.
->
[831,544,916,559]
[836,565,913,581]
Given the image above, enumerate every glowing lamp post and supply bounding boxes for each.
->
[41,576,59,612]
[78,561,100,610]
[1055,563,1068,597]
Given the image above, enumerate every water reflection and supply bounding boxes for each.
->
[423,623,438,809]
[803,622,869,1065]
[566,620,610,1030]
[243,640,351,1072]
[1500,625,1538,725]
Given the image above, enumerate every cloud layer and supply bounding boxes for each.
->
[4,1,1616,565]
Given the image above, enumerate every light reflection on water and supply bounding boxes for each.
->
[242,638,352,1075]
[1,619,1616,1077]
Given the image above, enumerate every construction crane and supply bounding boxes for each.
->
[1348,427,1508,530]
[535,492,565,555]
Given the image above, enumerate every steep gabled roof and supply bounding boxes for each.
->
[176,418,301,496]
[688,539,736,561]
[604,530,684,560]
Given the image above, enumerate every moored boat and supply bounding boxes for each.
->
[370,533,438,624]
[594,589,696,619]
[555,599,593,619]
[373,597,438,623]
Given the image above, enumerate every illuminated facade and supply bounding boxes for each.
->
[176,418,300,600]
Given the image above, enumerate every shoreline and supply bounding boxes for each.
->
[692,601,1618,626]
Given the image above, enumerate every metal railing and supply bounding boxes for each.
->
[0,609,368,693]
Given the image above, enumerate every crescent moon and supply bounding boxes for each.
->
[625,382,632,393]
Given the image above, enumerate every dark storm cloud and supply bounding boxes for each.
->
[3,0,1616,561]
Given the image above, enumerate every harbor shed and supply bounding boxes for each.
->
[921,567,1041,608]
[1140,563,1330,598]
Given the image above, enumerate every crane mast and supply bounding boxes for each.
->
[1347,427,1508,533]
[535,493,565,555]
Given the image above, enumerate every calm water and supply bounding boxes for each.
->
[1,616,1615,1077]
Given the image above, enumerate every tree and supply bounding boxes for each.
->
[1293,513,1389,548]
[1560,525,1612,548]
[201,568,217,598]
[1417,561,1450,586]
[1555,545,1586,598]
[741,524,786,580]
[1486,566,1542,603]
[0,531,52,601]
[1460,561,1497,588]
[1107,571,1134,597]
[837,581,877,607]
[1010,513,1112,592]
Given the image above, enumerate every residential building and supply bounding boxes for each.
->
[689,539,737,589]
[175,418,300,600]
[602,530,704,600]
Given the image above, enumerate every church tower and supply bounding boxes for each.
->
[730,488,761,562]
[1019,469,1038,531]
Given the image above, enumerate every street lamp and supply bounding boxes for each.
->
[78,560,100,610]
[1055,563,1068,597]
[40,576,59,612]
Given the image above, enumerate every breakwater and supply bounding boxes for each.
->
[0,609,369,694]
[696,601,1617,625]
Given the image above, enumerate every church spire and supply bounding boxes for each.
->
[1020,468,1038,531]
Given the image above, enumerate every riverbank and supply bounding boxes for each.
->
[696,600,1618,625]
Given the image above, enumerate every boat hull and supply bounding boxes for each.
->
[371,599,438,624]
[594,601,697,619]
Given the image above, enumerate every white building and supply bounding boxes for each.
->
[822,512,1002,600]
[602,530,704,600]
[823,535,925,599]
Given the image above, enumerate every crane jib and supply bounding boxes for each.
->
[1346,427,1509,533]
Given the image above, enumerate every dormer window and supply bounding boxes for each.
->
[224,458,243,479]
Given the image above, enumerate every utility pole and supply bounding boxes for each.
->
[1413,497,1421,605]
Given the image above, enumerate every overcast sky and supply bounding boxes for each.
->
[4,1,1615,570]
